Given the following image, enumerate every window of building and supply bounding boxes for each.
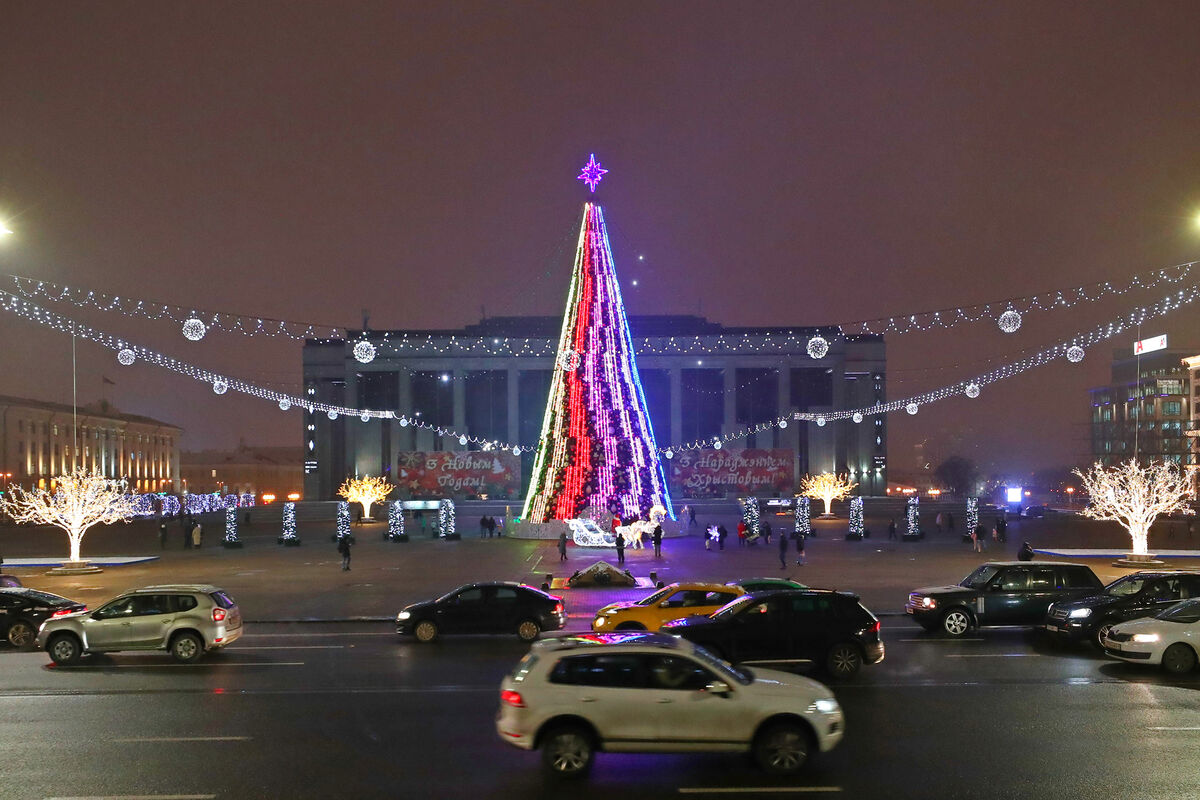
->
[1164,401,1183,416]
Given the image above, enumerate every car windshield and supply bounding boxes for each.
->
[1104,576,1148,597]
[960,565,1002,589]
[689,641,752,685]
[1155,598,1200,624]
[711,595,756,619]
[636,587,675,606]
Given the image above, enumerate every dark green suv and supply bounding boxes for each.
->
[906,562,1103,637]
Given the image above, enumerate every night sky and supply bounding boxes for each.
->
[3,2,1200,481]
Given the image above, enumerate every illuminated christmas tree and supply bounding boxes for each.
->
[523,160,674,522]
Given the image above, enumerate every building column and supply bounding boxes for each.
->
[777,366,791,450]
[669,368,682,449]
[507,368,520,446]
[722,362,737,438]
[453,369,466,447]
[398,371,413,452]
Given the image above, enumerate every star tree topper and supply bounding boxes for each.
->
[577,153,608,192]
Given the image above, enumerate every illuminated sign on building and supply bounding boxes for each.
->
[1005,487,1024,503]
[1134,334,1168,354]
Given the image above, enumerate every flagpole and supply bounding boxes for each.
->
[72,325,78,471]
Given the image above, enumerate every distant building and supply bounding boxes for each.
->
[0,395,181,492]
[180,443,304,498]
[1181,354,1200,490]
[302,315,888,500]
[1089,346,1196,469]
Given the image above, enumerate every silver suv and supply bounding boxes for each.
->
[36,584,242,665]
[496,632,843,779]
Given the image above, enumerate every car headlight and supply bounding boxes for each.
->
[921,597,937,609]
[1131,633,1160,643]
[1068,608,1092,619]
[809,698,839,714]
[397,611,411,621]
[594,617,606,627]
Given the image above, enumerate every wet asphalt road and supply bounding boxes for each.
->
[2,621,1199,800]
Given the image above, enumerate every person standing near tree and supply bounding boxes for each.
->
[762,519,772,544]
[795,531,806,566]
[158,521,168,549]
[736,520,747,547]
[778,528,788,569]
[557,530,568,562]
[888,518,897,540]
[338,535,352,571]
[479,515,488,538]
[652,523,663,557]
[615,532,626,566]
[717,524,727,551]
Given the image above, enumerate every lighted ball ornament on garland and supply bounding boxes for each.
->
[1067,345,1085,363]
[806,335,829,359]
[212,379,228,395]
[557,349,582,372]
[278,399,291,411]
[353,340,376,364]
[117,348,136,366]
[852,412,864,424]
[964,381,981,399]
[906,403,919,415]
[182,317,207,341]
[998,309,1022,333]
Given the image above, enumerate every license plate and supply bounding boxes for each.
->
[1045,624,1062,633]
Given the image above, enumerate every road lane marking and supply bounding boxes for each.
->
[231,645,347,650]
[112,736,251,742]
[897,638,985,643]
[50,662,305,669]
[1147,726,1200,731]
[240,632,393,638]
[46,795,217,800]
[679,788,841,794]
[939,652,1045,659]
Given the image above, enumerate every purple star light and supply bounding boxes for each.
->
[577,153,608,192]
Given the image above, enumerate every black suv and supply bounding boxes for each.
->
[396,582,566,643]
[906,561,1102,637]
[661,589,884,678]
[1045,570,1200,648]
[0,588,86,649]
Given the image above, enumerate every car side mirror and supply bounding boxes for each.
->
[988,584,1003,591]
[90,611,105,620]
[704,680,731,696]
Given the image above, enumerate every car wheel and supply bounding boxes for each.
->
[1161,643,1197,675]
[614,622,646,631]
[170,632,204,664]
[517,619,541,642]
[942,608,972,637]
[414,620,439,643]
[1093,622,1114,650]
[7,620,37,649]
[753,721,811,775]
[48,633,82,665]
[540,725,594,779]
[826,643,862,678]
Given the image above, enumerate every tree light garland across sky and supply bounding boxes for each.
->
[2,279,1199,455]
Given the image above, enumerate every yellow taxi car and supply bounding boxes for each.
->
[591,582,746,632]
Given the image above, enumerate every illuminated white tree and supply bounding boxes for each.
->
[0,469,136,564]
[799,473,858,517]
[1073,460,1194,556]
[337,475,395,521]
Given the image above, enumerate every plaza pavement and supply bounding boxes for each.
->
[2,506,1199,626]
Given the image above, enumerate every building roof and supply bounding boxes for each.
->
[0,394,181,430]
[181,445,305,466]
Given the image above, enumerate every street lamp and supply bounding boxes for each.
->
[0,221,12,237]
[1065,486,1075,508]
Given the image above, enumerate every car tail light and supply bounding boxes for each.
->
[52,607,83,618]
[500,690,526,708]
[868,620,881,635]
[554,602,564,615]
[212,608,227,623]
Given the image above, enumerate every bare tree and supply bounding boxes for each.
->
[799,473,858,517]
[337,475,396,520]
[0,469,137,564]
[1073,460,1194,556]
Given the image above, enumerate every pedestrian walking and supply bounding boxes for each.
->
[946,512,955,533]
[763,520,772,544]
[717,524,727,550]
[652,524,663,557]
[1018,541,1035,561]
[191,522,203,549]
[705,524,715,550]
[795,532,806,566]
[736,521,747,547]
[480,516,488,538]
[181,514,192,549]
[680,504,690,528]
[557,530,568,561]
[888,518,897,540]
[689,506,697,528]
[971,524,986,553]
[996,517,1008,543]
[778,529,788,569]
[158,521,168,549]
[355,507,364,526]
[338,535,352,571]
[615,532,626,566]
[935,512,944,534]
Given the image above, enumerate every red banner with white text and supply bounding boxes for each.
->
[396,452,522,499]
[667,448,795,498]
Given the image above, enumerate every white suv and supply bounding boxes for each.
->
[496,632,843,778]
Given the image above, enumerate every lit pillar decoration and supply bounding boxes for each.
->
[278,501,300,546]
[438,498,456,539]
[966,497,979,535]
[521,190,674,523]
[849,497,864,537]
[336,501,351,541]
[907,495,920,537]
[741,497,761,538]
[388,500,407,542]
[794,497,810,538]
[222,506,242,548]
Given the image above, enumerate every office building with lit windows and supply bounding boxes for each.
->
[1089,346,1197,469]
[301,316,887,500]
[0,395,182,493]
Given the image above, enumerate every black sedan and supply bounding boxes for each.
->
[396,582,566,643]
[662,589,884,678]
[0,588,87,649]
